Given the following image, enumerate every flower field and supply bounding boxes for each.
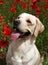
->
[0,0,48,65]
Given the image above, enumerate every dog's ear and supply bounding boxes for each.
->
[34,18,44,37]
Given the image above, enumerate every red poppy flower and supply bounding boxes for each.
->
[0,40,9,48]
[0,0,4,5]
[44,4,48,8]
[3,24,12,36]
[3,24,8,29]
[45,0,48,2]
[10,4,16,13]
[21,2,28,9]
[14,0,21,2]
[35,15,39,18]
[36,8,41,14]
[0,15,5,23]
[3,28,12,36]
[31,3,38,10]
[32,0,40,3]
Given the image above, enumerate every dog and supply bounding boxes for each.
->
[6,13,44,65]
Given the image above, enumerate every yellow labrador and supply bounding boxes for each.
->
[6,13,44,65]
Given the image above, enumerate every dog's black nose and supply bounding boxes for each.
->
[14,20,20,25]
[13,20,20,29]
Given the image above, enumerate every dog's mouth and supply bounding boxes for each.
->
[11,28,30,40]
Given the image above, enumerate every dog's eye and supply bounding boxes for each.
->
[26,20,31,23]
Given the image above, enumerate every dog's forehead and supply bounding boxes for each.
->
[19,13,32,18]
[19,13,35,17]
[19,13,28,19]
[19,13,36,24]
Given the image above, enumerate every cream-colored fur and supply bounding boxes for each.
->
[6,13,44,65]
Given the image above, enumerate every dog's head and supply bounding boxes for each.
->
[12,13,44,40]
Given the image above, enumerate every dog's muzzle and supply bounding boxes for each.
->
[11,19,30,40]
[13,19,20,29]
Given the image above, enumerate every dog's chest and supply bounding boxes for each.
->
[18,39,32,53]
[13,39,39,65]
